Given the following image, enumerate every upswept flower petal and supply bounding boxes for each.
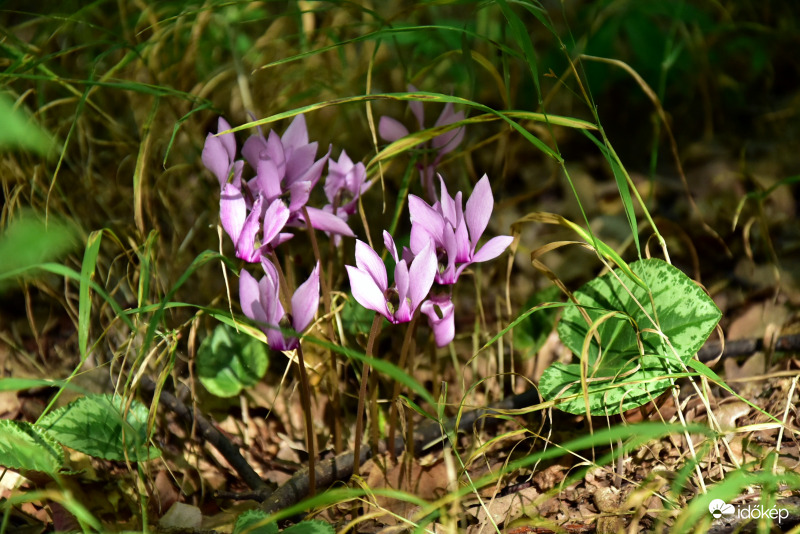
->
[239,268,268,326]
[465,175,493,251]
[432,104,465,155]
[407,84,425,129]
[236,195,266,262]
[303,207,355,237]
[383,230,399,264]
[355,239,388,292]
[407,239,436,313]
[262,199,291,247]
[255,159,283,201]
[346,265,391,320]
[291,262,320,334]
[378,116,410,143]
[393,260,411,322]
[202,118,237,189]
[220,183,246,246]
[408,195,445,251]
[471,235,515,263]
[281,114,309,154]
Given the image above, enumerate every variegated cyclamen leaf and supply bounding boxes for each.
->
[541,258,721,415]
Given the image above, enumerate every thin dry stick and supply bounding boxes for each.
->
[352,314,384,477]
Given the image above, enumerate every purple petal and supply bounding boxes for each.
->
[236,195,265,262]
[265,130,286,174]
[471,235,514,263]
[393,260,411,322]
[354,239,388,292]
[285,142,318,184]
[454,218,470,263]
[239,268,268,325]
[281,114,309,151]
[217,118,236,161]
[288,181,312,213]
[346,265,391,320]
[407,240,436,312]
[378,116,410,143]
[230,160,244,190]
[202,134,230,188]
[409,194,444,248]
[304,206,355,237]
[407,84,425,129]
[220,183,246,245]
[432,107,465,155]
[255,159,283,201]
[465,175,493,250]
[438,177,457,227]
[291,262,320,333]
[242,134,268,169]
[438,226,458,285]
[383,230,398,264]
[292,144,330,190]
[262,199,290,245]
[421,294,455,347]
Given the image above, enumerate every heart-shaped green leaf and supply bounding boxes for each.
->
[197,323,269,397]
[540,258,721,415]
[0,420,64,474]
[39,394,160,461]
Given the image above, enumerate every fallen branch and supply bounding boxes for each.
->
[260,386,542,515]
[697,333,800,362]
[138,375,271,495]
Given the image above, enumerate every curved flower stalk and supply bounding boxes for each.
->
[239,260,320,351]
[378,84,465,201]
[345,231,436,324]
[409,174,513,285]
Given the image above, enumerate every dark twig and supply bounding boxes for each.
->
[138,375,270,495]
[260,386,542,514]
[697,333,800,362]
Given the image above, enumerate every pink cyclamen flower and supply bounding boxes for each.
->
[409,174,513,285]
[239,260,320,351]
[202,117,244,191]
[420,293,455,347]
[378,84,465,200]
[345,231,436,324]
[324,150,371,216]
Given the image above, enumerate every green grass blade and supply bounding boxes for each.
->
[78,230,103,361]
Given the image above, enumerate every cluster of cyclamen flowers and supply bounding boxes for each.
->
[203,109,512,350]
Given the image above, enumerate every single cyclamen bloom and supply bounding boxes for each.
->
[379,84,465,200]
[323,150,371,216]
[321,150,372,246]
[239,260,320,351]
[202,117,244,191]
[346,231,436,324]
[409,174,514,285]
[420,293,455,347]
[220,191,293,262]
